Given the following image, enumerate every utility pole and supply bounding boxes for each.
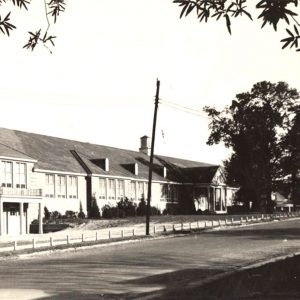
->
[146,79,160,235]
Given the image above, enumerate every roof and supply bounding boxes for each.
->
[0,127,220,183]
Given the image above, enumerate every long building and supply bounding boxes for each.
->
[0,127,237,236]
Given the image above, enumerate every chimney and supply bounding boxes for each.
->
[139,135,151,156]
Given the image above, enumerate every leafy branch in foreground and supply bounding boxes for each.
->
[23,29,56,53]
[173,0,300,52]
[0,0,66,52]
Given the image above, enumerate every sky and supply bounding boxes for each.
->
[0,0,300,164]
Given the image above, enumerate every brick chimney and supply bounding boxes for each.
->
[139,135,151,156]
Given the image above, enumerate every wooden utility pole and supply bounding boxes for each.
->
[146,79,160,235]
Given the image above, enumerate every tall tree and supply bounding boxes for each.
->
[204,81,300,212]
[279,110,300,205]
[174,0,300,52]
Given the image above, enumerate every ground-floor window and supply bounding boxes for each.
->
[99,178,106,199]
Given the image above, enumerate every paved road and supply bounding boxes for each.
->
[1,219,300,300]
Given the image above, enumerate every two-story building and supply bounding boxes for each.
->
[0,127,237,236]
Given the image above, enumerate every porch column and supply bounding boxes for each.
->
[207,187,210,211]
[0,199,3,236]
[212,187,216,212]
[19,202,24,235]
[38,202,43,234]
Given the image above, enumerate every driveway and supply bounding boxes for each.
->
[0,219,300,299]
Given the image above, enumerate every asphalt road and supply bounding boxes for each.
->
[1,219,300,300]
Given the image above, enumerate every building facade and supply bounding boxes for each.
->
[0,128,237,236]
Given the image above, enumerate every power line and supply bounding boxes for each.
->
[159,98,209,119]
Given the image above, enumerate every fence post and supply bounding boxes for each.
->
[218,219,221,226]
[181,223,183,231]
[132,228,135,236]
[173,224,175,231]
[153,226,156,234]
[121,230,124,238]
[108,231,111,239]
[231,218,234,225]
[96,231,98,241]
[82,233,84,242]
[189,223,192,230]
[204,221,207,228]
[163,225,166,232]
[32,238,35,249]
[67,235,69,245]
[50,236,53,247]
[13,240,17,251]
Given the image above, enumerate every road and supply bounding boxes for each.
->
[0,218,300,299]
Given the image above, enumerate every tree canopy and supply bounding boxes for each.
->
[174,0,300,52]
[204,81,300,212]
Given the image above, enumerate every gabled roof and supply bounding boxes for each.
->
[0,127,220,183]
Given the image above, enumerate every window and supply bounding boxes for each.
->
[99,178,106,199]
[108,179,116,200]
[137,182,144,200]
[45,174,55,198]
[57,175,66,198]
[1,161,13,188]
[68,176,78,199]
[116,180,125,200]
[16,162,26,188]
[160,184,168,201]
[129,181,136,201]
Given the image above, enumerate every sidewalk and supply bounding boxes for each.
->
[0,212,298,254]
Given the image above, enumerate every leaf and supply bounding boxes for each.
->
[225,14,231,35]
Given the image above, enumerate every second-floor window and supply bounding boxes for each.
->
[45,174,55,198]
[1,161,13,188]
[16,162,26,189]
[57,175,66,198]
[68,176,78,199]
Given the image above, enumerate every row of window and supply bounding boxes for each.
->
[1,161,26,188]
[97,179,179,203]
[45,174,78,199]
[98,178,148,201]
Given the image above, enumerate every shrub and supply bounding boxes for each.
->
[102,205,121,219]
[150,206,161,216]
[44,206,50,221]
[64,210,77,219]
[78,201,85,219]
[117,197,137,217]
[50,211,62,221]
[137,198,147,216]
[89,197,101,219]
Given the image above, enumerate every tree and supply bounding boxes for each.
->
[279,110,300,205]
[173,0,300,52]
[0,0,66,52]
[204,81,300,212]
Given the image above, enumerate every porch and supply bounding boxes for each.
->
[0,187,43,236]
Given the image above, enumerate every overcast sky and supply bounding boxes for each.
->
[0,0,299,164]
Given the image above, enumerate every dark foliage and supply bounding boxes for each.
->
[117,197,137,217]
[78,201,85,219]
[173,0,300,52]
[204,81,300,212]
[89,197,101,219]
[44,206,50,220]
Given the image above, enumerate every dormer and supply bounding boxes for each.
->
[121,163,139,175]
[90,158,109,171]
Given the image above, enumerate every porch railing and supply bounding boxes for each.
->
[0,188,43,197]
